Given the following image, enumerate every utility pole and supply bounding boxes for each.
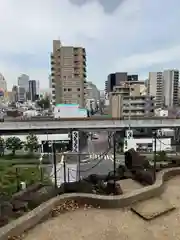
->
[113,132,116,194]
[153,131,157,181]
[52,142,57,189]
[128,80,131,130]
[63,159,66,183]
[78,151,81,181]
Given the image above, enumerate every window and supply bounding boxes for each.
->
[64,88,67,91]
[68,88,72,91]
[77,88,80,91]
[78,94,80,98]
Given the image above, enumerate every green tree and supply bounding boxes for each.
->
[37,96,50,109]
[0,137,5,156]
[25,134,39,153]
[5,137,23,156]
[156,151,167,162]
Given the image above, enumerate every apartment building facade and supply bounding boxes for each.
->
[108,79,149,117]
[51,40,87,107]
[163,70,179,107]
[148,70,179,108]
[148,72,164,107]
[110,93,154,118]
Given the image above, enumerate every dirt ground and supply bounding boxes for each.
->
[23,176,180,240]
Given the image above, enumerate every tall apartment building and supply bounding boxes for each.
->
[148,70,179,108]
[51,40,87,107]
[163,70,179,107]
[109,84,154,118]
[148,72,164,107]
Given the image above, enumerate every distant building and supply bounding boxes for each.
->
[12,85,18,103]
[36,80,40,95]
[18,74,29,91]
[109,87,154,118]
[18,87,26,103]
[148,70,179,107]
[29,80,37,102]
[105,72,139,95]
[85,82,100,112]
[127,74,138,82]
[0,73,7,92]
[18,74,29,102]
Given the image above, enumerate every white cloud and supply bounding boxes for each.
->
[0,0,143,89]
[115,44,180,72]
[0,0,179,90]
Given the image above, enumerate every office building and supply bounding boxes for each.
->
[18,74,29,92]
[106,72,128,94]
[51,40,87,107]
[148,70,179,107]
[17,74,29,102]
[29,80,37,102]
[18,87,26,103]
[106,72,139,95]
[127,74,138,82]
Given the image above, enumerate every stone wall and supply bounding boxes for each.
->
[1,167,180,240]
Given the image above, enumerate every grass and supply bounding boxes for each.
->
[0,153,51,196]
[0,152,40,160]
[0,152,53,165]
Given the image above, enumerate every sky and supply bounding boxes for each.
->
[0,0,180,91]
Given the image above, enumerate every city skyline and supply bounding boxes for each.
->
[0,0,180,90]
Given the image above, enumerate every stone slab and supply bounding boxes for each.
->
[118,179,143,194]
[131,197,175,220]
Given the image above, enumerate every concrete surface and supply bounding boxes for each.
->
[118,179,142,194]
[131,197,175,220]
[22,175,180,240]
[1,167,180,239]
[1,119,180,131]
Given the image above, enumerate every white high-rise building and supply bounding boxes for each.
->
[163,70,179,107]
[18,74,29,91]
[148,70,179,108]
[36,80,40,95]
